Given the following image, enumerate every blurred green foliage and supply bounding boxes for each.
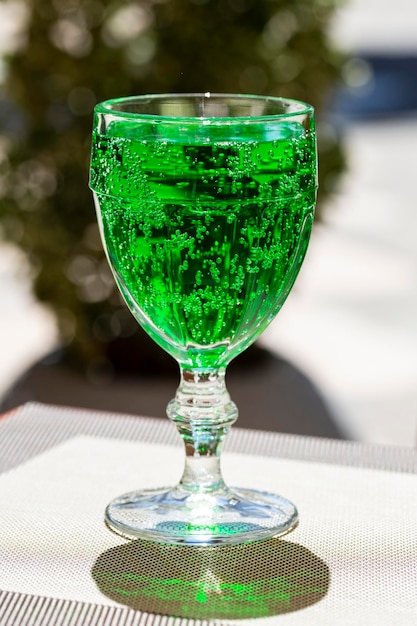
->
[0,0,344,373]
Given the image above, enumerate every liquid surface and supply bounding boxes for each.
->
[90,119,317,369]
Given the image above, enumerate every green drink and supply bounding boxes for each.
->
[90,116,316,370]
[90,95,317,546]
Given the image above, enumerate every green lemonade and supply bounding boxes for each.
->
[90,119,317,369]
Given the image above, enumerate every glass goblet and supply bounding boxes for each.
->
[89,93,317,546]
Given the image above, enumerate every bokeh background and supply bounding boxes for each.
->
[0,0,416,446]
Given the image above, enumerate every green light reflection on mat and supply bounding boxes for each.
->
[92,538,330,619]
[96,571,326,616]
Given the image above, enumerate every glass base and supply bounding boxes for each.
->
[105,485,298,546]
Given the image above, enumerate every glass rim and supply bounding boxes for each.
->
[94,92,314,124]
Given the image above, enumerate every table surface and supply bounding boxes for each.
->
[1,402,417,626]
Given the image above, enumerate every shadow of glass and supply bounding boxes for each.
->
[91,537,329,620]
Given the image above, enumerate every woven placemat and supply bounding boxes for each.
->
[0,402,416,626]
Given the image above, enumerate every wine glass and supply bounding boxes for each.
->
[89,93,317,546]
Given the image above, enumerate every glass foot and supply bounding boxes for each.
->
[105,486,298,546]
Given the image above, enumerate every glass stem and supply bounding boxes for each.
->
[166,367,238,493]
